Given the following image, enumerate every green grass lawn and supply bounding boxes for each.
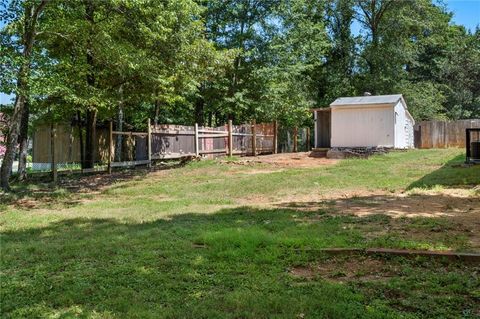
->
[1,149,479,318]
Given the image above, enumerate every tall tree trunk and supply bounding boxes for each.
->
[154,98,160,127]
[0,1,48,191]
[115,87,124,162]
[83,0,96,169]
[208,112,213,127]
[195,89,205,126]
[76,111,84,168]
[0,96,23,190]
[84,110,97,169]
[17,101,29,180]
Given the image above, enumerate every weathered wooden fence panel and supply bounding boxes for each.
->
[32,123,110,170]
[151,124,196,159]
[149,122,276,158]
[32,119,309,174]
[198,125,228,155]
[414,119,480,148]
[232,124,252,155]
[255,122,275,154]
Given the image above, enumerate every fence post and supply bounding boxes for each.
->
[252,119,256,156]
[130,131,133,161]
[293,127,298,153]
[306,127,310,152]
[147,118,152,168]
[194,123,199,157]
[51,123,57,184]
[228,119,233,157]
[108,121,113,174]
[466,129,471,163]
[273,121,278,154]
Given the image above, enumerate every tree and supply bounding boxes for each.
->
[0,0,49,191]
[318,0,356,105]
[260,0,329,125]
[203,0,279,124]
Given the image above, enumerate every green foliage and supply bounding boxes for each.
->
[1,0,478,134]
[1,149,479,318]
[398,81,447,121]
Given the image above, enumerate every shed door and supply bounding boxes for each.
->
[316,111,331,148]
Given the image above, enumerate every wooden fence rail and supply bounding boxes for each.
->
[148,120,277,161]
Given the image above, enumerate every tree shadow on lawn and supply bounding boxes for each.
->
[2,206,479,318]
[0,161,185,210]
[277,193,479,219]
[277,193,480,252]
[407,154,480,190]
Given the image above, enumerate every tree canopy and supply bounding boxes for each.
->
[0,0,479,188]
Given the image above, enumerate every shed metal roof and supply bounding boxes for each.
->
[330,94,403,107]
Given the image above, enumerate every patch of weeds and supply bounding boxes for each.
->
[471,186,480,197]
[353,258,480,319]
[407,185,445,196]
[358,214,392,224]
[407,217,455,232]
[221,156,241,162]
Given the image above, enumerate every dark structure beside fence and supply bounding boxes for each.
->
[414,119,480,149]
[466,128,480,164]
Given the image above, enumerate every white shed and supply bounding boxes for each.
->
[313,94,415,149]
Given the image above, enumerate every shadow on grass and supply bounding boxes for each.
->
[276,193,479,219]
[2,205,479,318]
[0,161,186,209]
[407,154,480,190]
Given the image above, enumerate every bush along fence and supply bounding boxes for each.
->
[31,119,311,176]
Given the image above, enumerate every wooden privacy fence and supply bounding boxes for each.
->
[109,120,278,169]
[32,123,110,171]
[32,119,311,174]
[414,119,480,148]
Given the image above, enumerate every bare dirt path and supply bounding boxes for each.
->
[227,152,338,168]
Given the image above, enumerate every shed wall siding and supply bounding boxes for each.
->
[406,117,415,148]
[331,106,394,147]
[394,101,406,148]
[393,101,415,148]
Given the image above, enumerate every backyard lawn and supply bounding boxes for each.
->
[1,149,479,318]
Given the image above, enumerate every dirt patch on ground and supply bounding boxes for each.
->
[240,168,285,175]
[290,256,397,283]
[227,152,338,168]
[342,193,477,217]
[274,190,479,222]
[272,190,480,251]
